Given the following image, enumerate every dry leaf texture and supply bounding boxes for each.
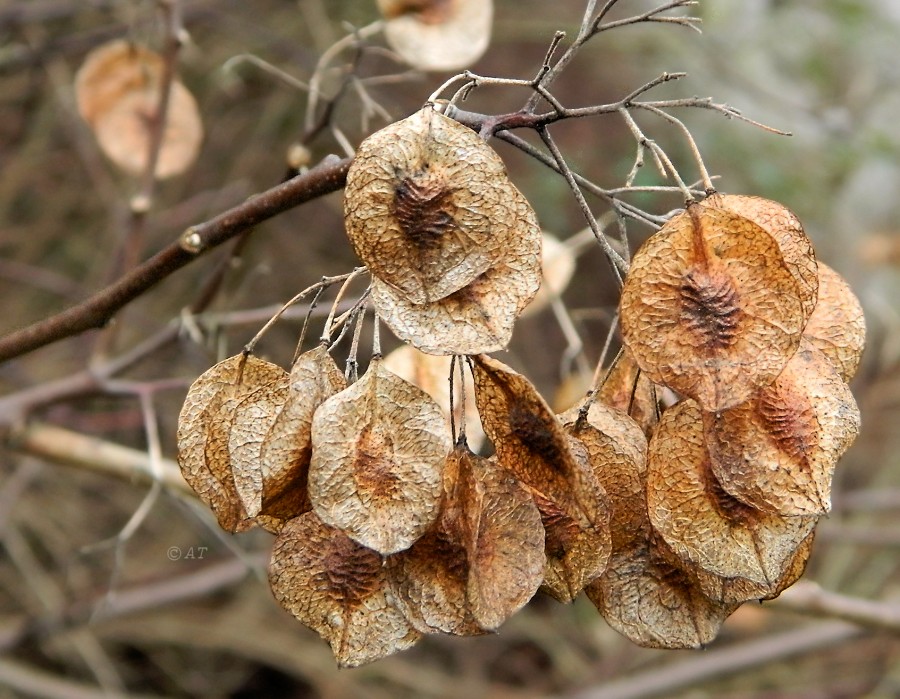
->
[371,218,541,354]
[309,357,451,554]
[568,402,733,648]
[236,345,347,532]
[705,339,860,516]
[229,380,290,521]
[387,447,544,634]
[471,355,605,533]
[378,0,493,71]
[587,534,738,649]
[803,262,866,381]
[620,204,805,411]
[688,532,815,605]
[596,349,659,437]
[176,353,287,532]
[382,345,485,451]
[702,193,818,325]
[345,107,531,304]
[269,513,420,667]
[646,399,817,584]
[531,436,612,602]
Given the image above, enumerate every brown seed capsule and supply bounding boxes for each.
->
[176,353,287,533]
[308,357,451,555]
[230,345,346,533]
[371,227,541,355]
[378,0,493,71]
[571,402,736,648]
[596,349,660,438]
[345,107,538,305]
[686,532,816,605]
[75,40,202,178]
[386,445,544,635]
[471,355,611,601]
[803,262,866,382]
[620,203,805,411]
[269,512,420,667]
[471,355,605,532]
[705,339,860,516]
[701,193,819,326]
[382,345,486,451]
[646,400,818,585]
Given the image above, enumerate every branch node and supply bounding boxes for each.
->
[180,228,204,254]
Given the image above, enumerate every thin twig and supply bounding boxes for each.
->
[564,621,863,699]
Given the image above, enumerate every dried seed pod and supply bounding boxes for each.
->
[705,339,860,516]
[647,400,818,585]
[230,345,347,533]
[587,532,739,649]
[803,262,866,382]
[521,232,577,317]
[176,353,287,532]
[620,204,805,411]
[531,436,612,602]
[471,354,604,532]
[229,379,290,524]
[269,512,421,667]
[687,532,815,605]
[596,349,659,437]
[386,445,544,635]
[345,107,539,304]
[371,229,541,355]
[75,40,202,178]
[570,403,735,648]
[471,355,611,601]
[309,357,451,555]
[701,193,818,325]
[382,344,485,451]
[378,0,493,72]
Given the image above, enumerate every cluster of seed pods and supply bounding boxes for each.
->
[176,107,864,664]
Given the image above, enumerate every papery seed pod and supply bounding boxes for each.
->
[345,107,538,304]
[570,402,736,648]
[471,354,611,601]
[620,204,805,411]
[596,349,659,438]
[75,40,202,178]
[383,344,486,451]
[176,353,287,532]
[229,345,347,533]
[530,436,612,602]
[471,355,605,532]
[377,0,493,72]
[803,262,866,382]
[646,400,818,585]
[701,194,819,326]
[229,379,290,524]
[705,339,860,516]
[371,229,541,355]
[521,232,577,317]
[269,512,420,667]
[309,357,451,555]
[686,532,816,605]
[386,445,544,635]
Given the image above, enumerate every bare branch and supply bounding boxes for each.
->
[0,156,352,363]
